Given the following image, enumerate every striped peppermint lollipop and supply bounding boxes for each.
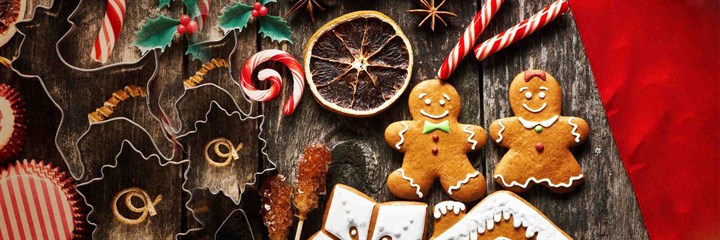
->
[239,50,305,116]
[474,0,569,61]
[91,0,127,64]
[437,0,504,81]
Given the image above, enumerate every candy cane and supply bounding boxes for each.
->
[91,0,127,64]
[474,0,569,61]
[240,50,305,116]
[196,0,210,29]
[437,0,504,81]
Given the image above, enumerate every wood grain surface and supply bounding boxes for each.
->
[0,0,648,239]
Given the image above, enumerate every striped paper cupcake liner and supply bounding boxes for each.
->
[0,159,89,239]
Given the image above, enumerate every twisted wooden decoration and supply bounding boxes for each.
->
[112,187,163,225]
[183,58,229,88]
[88,85,147,124]
[204,137,244,167]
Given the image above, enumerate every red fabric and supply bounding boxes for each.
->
[569,0,720,239]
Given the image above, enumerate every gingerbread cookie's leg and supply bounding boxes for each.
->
[439,161,486,202]
[387,167,433,200]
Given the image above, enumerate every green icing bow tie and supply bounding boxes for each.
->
[423,120,450,134]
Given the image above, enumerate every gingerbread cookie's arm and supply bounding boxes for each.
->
[459,124,487,152]
[385,121,414,153]
[565,116,590,147]
[489,118,516,148]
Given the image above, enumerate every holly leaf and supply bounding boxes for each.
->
[184,0,201,19]
[134,15,180,54]
[258,15,293,44]
[186,42,211,62]
[158,0,171,9]
[218,3,254,34]
[260,0,277,5]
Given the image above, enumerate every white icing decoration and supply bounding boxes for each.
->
[396,122,408,150]
[425,99,432,105]
[539,92,546,99]
[324,185,376,240]
[397,169,423,198]
[495,237,511,240]
[519,87,528,92]
[496,119,505,143]
[351,229,357,236]
[371,204,427,240]
[310,231,335,240]
[494,174,584,189]
[447,171,480,195]
[462,125,478,150]
[433,201,466,219]
[540,86,549,90]
[443,93,450,100]
[420,109,449,119]
[434,191,570,240]
[568,117,581,143]
[439,99,446,106]
[517,115,559,129]
[524,92,532,99]
[522,102,547,113]
[419,93,427,99]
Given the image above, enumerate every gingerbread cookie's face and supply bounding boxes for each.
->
[509,70,562,120]
[408,79,461,121]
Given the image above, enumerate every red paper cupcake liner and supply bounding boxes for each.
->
[0,159,89,239]
[0,84,27,163]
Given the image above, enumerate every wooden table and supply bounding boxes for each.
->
[0,0,648,239]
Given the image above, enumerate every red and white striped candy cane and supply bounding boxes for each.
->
[474,0,569,61]
[240,50,305,116]
[92,0,127,64]
[437,0,504,81]
[196,0,210,29]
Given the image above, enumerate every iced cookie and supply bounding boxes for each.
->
[489,70,589,193]
[431,190,572,240]
[309,184,428,240]
[385,79,487,202]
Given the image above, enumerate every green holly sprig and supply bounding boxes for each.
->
[134,0,292,62]
[218,0,293,43]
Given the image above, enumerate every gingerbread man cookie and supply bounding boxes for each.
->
[489,70,589,193]
[385,79,487,202]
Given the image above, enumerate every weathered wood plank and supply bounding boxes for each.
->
[0,0,651,239]
[481,0,648,239]
[260,0,481,238]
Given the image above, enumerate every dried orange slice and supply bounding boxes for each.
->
[304,11,413,117]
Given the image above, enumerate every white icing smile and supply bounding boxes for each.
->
[523,103,547,113]
[420,109,449,119]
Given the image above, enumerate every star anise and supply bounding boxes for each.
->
[407,0,458,31]
[288,0,326,23]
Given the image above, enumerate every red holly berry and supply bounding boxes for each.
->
[180,15,191,25]
[177,24,187,34]
[253,2,262,10]
[187,21,199,34]
[251,9,259,17]
[258,6,268,17]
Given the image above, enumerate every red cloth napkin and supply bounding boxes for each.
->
[569,0,719,238]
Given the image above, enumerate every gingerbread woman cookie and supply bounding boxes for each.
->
[489,70,589,193]
[385,79,487,202]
